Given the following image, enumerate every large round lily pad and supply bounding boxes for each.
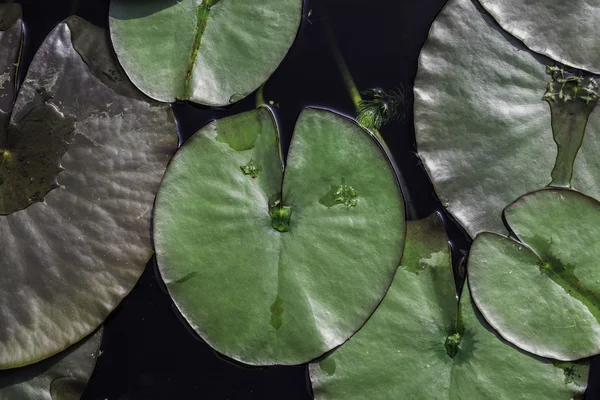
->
[414,0,600,237]
[0,329,101,399]
[478,0,600,75]
[0,17,178,368]
[310,214,588,399]
[468,187,600,361]
[154,107,405,365]
[109,0,302,106]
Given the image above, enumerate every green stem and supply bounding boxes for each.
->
[319,4,417,219]
[256,84,266,108]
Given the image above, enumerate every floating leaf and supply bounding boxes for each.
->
[468,187,600,360]
[0,3,21,137]
[109,0,302,106]
[0,17,178,368]
[478,0,600,75]
[310,214,588,399]
[154,107,405,365]
[414,0,600,237]
[0,329,102,399]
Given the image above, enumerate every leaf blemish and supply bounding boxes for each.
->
[174,271,199,284]
[319,181,358,209]
[319,357,337,376]
[240,159,261,179]
[270,295,284,330]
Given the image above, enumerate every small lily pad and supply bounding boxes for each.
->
[0,329,102,399]
[154,107,405,365]
[478,0,600,75]
[468,187,600,360]
[109,0,303,106]
[310,214,588,399]
[414,0,600,237]
[0,17,178,368]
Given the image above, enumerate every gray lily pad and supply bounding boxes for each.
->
[109,0,302,106]
[310,214,588,400]
[0,329,102,400]
[0,3,21,138]
[468,187,600,361]
[154,107,405,365]
[414,0,600,237]
[478,0,600,75]
[0,17,178,368]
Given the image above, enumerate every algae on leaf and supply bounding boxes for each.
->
[109,0,303,106]
[414,0,600,237]
[468,187,600,361]
[310,214,588,400]
[154,107,405,366]
[0,16,178,369]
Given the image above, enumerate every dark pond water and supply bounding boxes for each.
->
[11,0,600,398]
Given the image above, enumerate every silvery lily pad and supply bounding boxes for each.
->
[414,0,600,237]
[0,16,178,368]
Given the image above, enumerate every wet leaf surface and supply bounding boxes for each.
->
[154,107,405,365]
[0,16,178,368]
[310,214,588,400]
[468,187,600,360]
[478,0,600,75]
[109,0,303,106]
[414,0,600,237]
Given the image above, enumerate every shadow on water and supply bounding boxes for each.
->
[11,0,600,398]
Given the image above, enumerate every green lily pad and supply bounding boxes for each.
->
[0,17,178,368]
[478,0,600,75]
[109,0,302,106]
[414,0,600,237]
[154,107,405,365]
[468,187,600,360]
[310,214,588,399]
[0,329,102,399]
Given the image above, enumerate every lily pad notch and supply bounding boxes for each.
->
[154,106,406,366]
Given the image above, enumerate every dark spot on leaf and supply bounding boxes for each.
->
[174,271,199,284]
[269,295,284,330]
[553,361,587,386]
[50,377,87,400]
[319,358,337,376]
[0,104,75,215]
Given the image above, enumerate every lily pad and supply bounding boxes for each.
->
[310,214,588,400]
[0,3,21,136]
[109,0,302,106]
[154,107,405,365]
[478,0,600,75]
[468,187,600,361]
[0,329,101,399]
[0,17,178,368]
[414,0,600,237]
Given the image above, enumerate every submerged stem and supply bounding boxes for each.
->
[318,4,416,219]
